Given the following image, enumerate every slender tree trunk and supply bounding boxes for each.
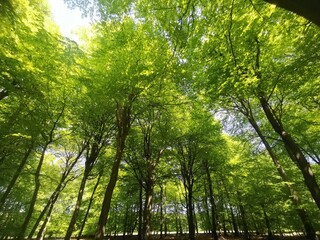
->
[230,208,239,237]
[17,143,49,240]
[30,150,83,239]
[262,207,273,240]
[122,204,129,240]
[179,216,183,235]
[96,148,122,238]
[95,104,131,239]
[296,208,317,240]
[65,167,91,240]
[65,135,102,239]
[194,203,199,234]
[31,191,59,239]
[204,162,218,240]
[141,125,157,240]
[186,188,196,240]
[130,205,138,236]
[222,217,227,236]
[17,105,64,239]
[259,94,320,211]
[202,184,211,233]
[164,204,168,236]
[237,193,250,240]
[29,188,57,238]
[174,201,179,235]
[221,177,239,237]
[0,144,33,211]
[77,173,102,240]
[36,193,58,240]
[160,185,164,240]
[138,184,143,240]
[203,192,211,233]
[142,178,154,240]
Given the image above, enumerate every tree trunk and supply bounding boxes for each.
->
[296,208,317,240]
[65,131,103,239]
[122,204,129,240]
[174,201,180,235]
[141,124,158,240]
[0,89,8,101]
[138,184,143,240]
[222,217,227,236]
[95,104,131,239]
[0,144,33,211]
[262,207,273,240]
[194,203,199,234]
[243,100,317,240]
[17,143,48,240]
[204,162,219,240]
[259,94,320,211]
[77,173,102,239]
[30,149,83,239]
[203,186,212,234]
[164,203,168,236]
[160,185,164,240]
[18,104,64,239]
[237,193,250,240]
[221,177,239,237]
[36,192,58,240]
[142,178,154,240]
[263,0,320,27]
[186,188,196,240]
[65,167,91,240]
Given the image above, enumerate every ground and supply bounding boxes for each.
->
[87,233,310,240]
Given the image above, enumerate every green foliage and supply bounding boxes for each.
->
[0,0,319,238]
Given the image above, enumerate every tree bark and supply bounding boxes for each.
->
[77,172,102,239]
[95,104,131,239]
[17,104,64,239]
[0,144,33,211]
[122,204,129,240]
[259,94,320,211]
[0,89,8,101]
[65,135,102,239]
[204,161,219,240]
[160,185,164,240]
[237,192,250,240]
[264,0,320,27]
[186,188,196,240]
[220,177,239,237]
[138,184,143,240]
[241,99,317,240]
[262,207,273,240]
[29,148,84,239]
[142,177,154,240]
[65,167,91,240]
[203,185,212,234]
[36,201,55,240]
[17,143,49,240]
[178,143,196,240]
[141,124,157,240]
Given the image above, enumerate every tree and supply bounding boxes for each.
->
[88,18,174,239]
[171,105,223,240]
[263,0,320,27]
[64,0,320,27]
[193,0,320,214]
[1,0,320,238]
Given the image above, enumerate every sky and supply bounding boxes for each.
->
[48,0,90,42]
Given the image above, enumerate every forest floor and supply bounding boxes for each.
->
[71,233,310,240]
